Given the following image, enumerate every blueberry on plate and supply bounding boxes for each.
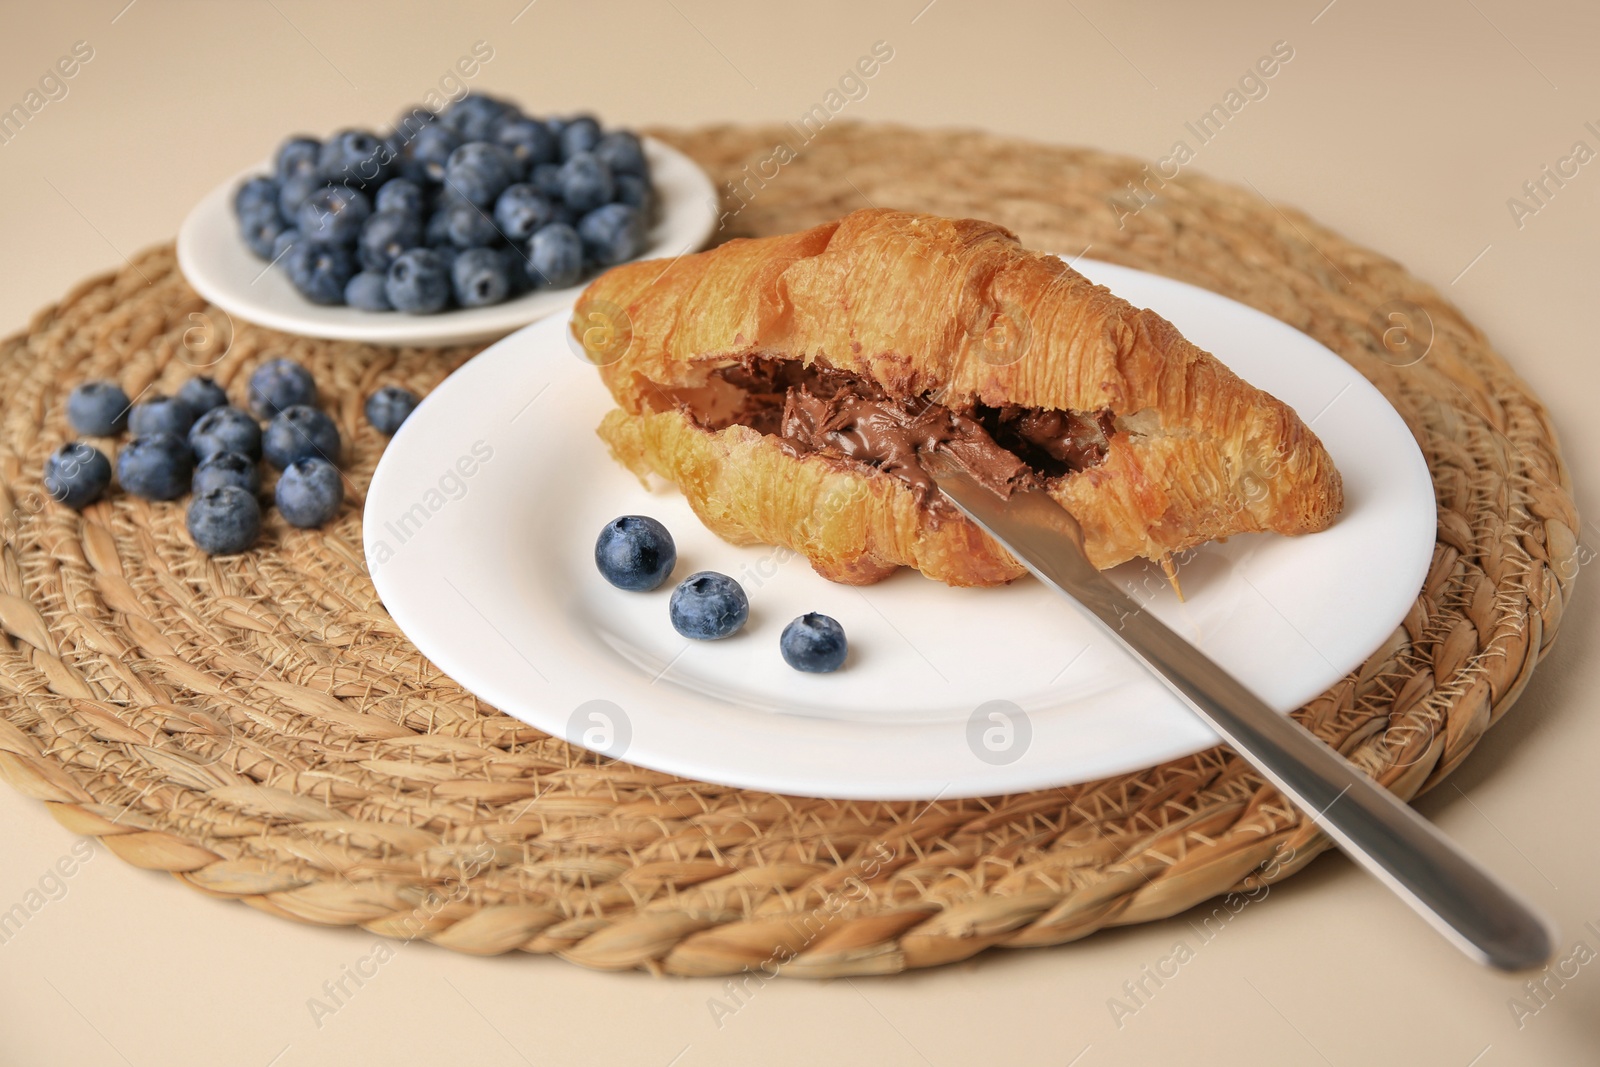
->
[241,211,290,259]
[43,442,111,509]
[318,129,391,189]
[593,131,648,176]
[189,405,261,461]
[559,116,602,161]
[365,385,419,435]
[779,613,848,673]
[445,142,516,207]
[128,395,197,439]
[358,209,424,272]
[296,186,372,246]
[493,117,558,176]
[578,203,645,267]
[66,380,130,436]
[374,177,425,217]
[275,136,321,183]
[451,247,511,308]
[558,153,614,214]
[176,377,228,417]
[285,241,357,305]
[187,486,262,555]
[493,184,554,243]
[192,450,261,496]
[444,201,499,249]
[613,173,654,214]
[669,571,748,640]
[275,457,343,528]
[386,248,452,314]
[116,433,193,501]
[526,223,584,289]
[409,124,462,184]
[271,228,300,263]
[263,405,341,469]
[277,172,323,221]
[234,176,280,221]
[345,271,392,311]
[595,515,677,592]
[441,93,513,142]
[530,162,565,201]
[248,358,317,419]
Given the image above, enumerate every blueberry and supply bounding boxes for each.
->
[614,174,655,214]
[593,131,648,176]
[263,405,341,469]
[668,571,748,640]
[559,116,602,161]
[234,176,280,221]
[43,442,111,509]
[187,486,262,555]
[445,142,515,207]
[578,203,645,267]
[441,94,513,141]
[176,377,228,416]
[358,209,424,272]
[447,247,509,308]
[248,358,317,419]
[493,184,554,243]
[241,210,290,259]
[275,457,343,528]
[189,405,262,461]
[318,128,391,189]
[277,173,323,221]
[297,186,371,246]
[594,516,676,592]
[494,118,558,176]
[128,395,197,439]
[116,433,193,501]
[285,241,356,305]
[444,201,499,248]
[558,153,614,214]
[385,248,452,313]
[192,451,261,496]
[67,380,130,436]
[271,228,300,262]
[409,124,462,183]
[530,163,565,201]
[364,385,419,435]
[374,177,425,217]
[526,223,584,289]
[779,613,848,673]
[274,136,321,183]
[345,271,392,311]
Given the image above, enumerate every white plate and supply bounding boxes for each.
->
[176,138,717,348]
[364,259,1436,800]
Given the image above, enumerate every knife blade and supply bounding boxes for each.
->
[924,454,1554,972]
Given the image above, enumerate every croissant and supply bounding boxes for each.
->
[575,209,1343,586]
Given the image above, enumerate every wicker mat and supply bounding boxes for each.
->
[0,124,1577,977]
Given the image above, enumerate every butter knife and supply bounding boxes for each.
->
[925,456,1554,972]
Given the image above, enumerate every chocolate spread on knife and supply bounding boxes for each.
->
[678,357,1114,517]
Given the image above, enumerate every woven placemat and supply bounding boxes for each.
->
[0,124,1577,977]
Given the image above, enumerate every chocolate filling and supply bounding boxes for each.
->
[669,358,1115,518]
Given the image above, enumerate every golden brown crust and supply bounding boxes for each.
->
[579,209,1344,585]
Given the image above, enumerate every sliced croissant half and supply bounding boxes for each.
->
[574,208,1343,587]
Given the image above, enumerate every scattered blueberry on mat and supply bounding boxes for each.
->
[263,405,341,469]
[779,613,849,673]
[248,358,317,418]
[116,433,194,501]
[365,385,419,435]
[128,395,196,439]
[189,405,262,461]
[669,571,749,640]
[187,486,262,555]
[176,376,229,416]
[595,516,677,592]
[43,443,111,509]
[276,457,344,528]
[233,93,657,313]
[192,451,261,496]
[66,380,130,436]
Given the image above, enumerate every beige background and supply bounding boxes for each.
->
[1,1,1596,1064]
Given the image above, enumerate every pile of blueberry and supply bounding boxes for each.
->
[234,93,655,314]
[595,516,849,674]
[44,358,421,556]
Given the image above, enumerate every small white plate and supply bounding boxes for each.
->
[176,138,718,348]
[364,259,1435,800]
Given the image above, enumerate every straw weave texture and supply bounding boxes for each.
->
[0,124,1577,977]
